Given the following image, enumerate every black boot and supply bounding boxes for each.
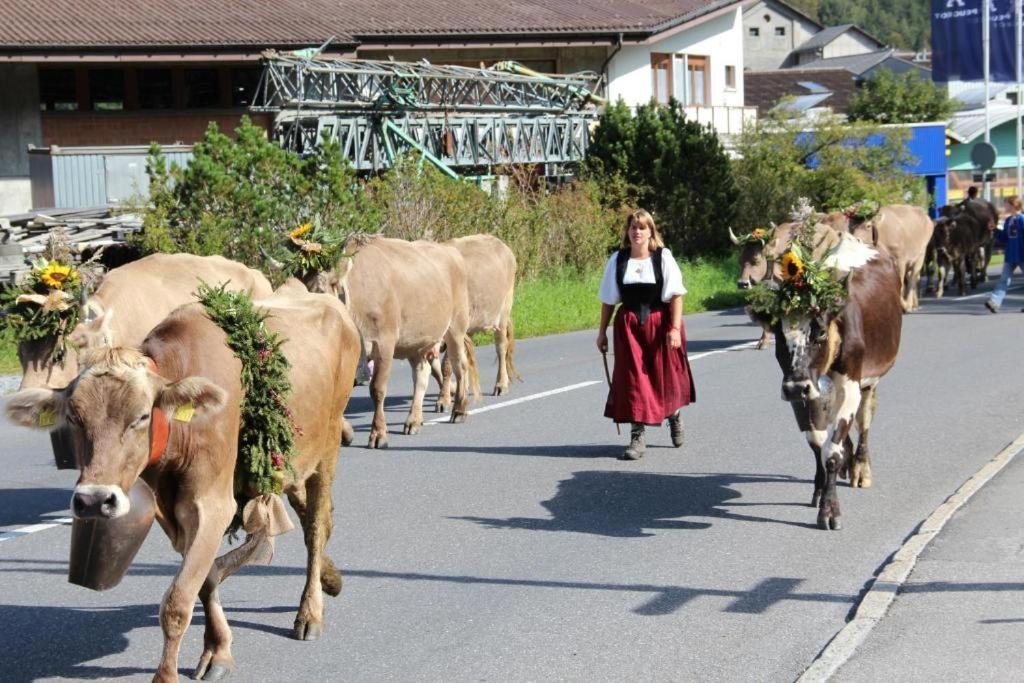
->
[622,424,646,460]
[668,411,684,448]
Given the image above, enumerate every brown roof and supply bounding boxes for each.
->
[0,0,738,50]
[744,68,859,115]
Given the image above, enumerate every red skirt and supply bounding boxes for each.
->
[604,306,695,425]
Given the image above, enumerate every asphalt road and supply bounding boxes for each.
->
[0,281,1022,682]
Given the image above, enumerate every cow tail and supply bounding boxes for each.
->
[463,335,482,403]
[505,317,522,383]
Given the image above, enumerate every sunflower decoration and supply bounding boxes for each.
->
[745,204,849,325]
[281,216,348,277]
[780,250,804,281]
[0,256,83,362]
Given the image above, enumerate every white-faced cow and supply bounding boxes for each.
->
[763,234,903,530]
[433,234,519,400]
[306,235,479,448]
[731,221,840,349]
[826,205,933,312]
[18,253,273,391]
[6,287,360,682]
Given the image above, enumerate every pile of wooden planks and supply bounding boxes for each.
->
[0,207,142,283]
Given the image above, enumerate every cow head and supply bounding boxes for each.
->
[774,313,841,402]
[6,348,227,520]
[731,226,776,289]
[932,216,958,258]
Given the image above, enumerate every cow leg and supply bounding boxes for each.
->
[445,331,470,423]
[403,357,432,435]
[367,341,393,449]
[935,258,947,299]
[818,374,863,531]
[792,400,826,508]
[493,321,511,395]
[194,566,234,681]
[286,488,342,597]
[155,499,234,683]
[294,459,338,641]
[435,354,452,413]
[851,385,878,489]
[955,257,966,297]
[756,324,771,350]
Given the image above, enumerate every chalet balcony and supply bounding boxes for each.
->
[680,105,757,140]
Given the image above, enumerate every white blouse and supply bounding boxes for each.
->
[598,248,687,306]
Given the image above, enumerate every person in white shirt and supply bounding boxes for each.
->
[596,209,696,460]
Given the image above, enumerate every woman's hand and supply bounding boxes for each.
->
[667,327,681,349]
[597,332,608,353]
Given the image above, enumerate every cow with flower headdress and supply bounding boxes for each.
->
[747,215,903,530]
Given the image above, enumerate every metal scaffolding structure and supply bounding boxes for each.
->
[250,51,603,178]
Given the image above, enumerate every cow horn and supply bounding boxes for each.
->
[260,247,285,272]
[728,227,741,246]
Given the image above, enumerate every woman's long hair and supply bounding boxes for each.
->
[620,209,666,251]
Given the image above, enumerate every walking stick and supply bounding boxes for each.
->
[601,351,621,435]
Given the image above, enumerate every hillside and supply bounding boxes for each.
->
[787,0,929,52]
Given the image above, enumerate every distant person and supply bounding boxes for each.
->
[985,195,1024,313]
[967,185,979,200]
[596,209,695,460]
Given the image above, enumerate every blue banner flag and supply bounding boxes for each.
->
[932,0,1020,82]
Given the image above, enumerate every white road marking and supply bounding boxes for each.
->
[3,339,759,542]
[0,516,72,543]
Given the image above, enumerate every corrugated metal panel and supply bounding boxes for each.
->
[53,153,105,208]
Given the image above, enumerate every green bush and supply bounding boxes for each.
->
[586,99,738,257]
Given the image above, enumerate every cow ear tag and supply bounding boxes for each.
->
[173,402,195,423]
[38,408,57,428]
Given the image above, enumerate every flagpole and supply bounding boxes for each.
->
[1017,0,1022,196]
[984,0,992,202]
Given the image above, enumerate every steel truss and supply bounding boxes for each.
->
[253,52,601,177]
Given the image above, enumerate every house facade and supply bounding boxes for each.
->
[741,0,822,71]
[0,0,753,213]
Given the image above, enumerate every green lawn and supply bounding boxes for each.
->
[0,256,743,374]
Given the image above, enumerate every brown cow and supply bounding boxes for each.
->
[18,253,273,391]
[307,236,479,448]
[6,287,360,681]
[761,234,903,530]
[731,220,840,349]
[829,205,933,312]
[433,234,519,401]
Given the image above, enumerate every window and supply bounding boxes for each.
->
[686,56,709,106]
[138,69,174,109]
[231,67,260,107]
[749,27,760,37]
[184,68,219,108]
[775,26,786,36]
[89,69,125,110]
[650,53,672,105]
[725,65,736,90]
[39,69,78,111]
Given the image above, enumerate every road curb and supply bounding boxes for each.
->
[796,431,1024,682]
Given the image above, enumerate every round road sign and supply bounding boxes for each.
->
[970,142,997,170]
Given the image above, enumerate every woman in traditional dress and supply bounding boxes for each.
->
[596,209,696,460]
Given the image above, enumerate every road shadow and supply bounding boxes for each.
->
[0,487,71,526]
[0,603,155,681]
[454,471,815,537]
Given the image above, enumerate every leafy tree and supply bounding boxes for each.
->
[847,69,955,124]
[586,99,739,257]
[136,117,374,277]
[731,108,922,231]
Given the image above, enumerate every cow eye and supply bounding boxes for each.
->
[66,410,81,426]
[129,414,151,429]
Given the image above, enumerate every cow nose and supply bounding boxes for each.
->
[782,380,818,402]
[71,486,128,519]
[737,280,751,290]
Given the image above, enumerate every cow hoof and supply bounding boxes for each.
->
[817,510,841,530]
[450,411,467,424]
[293,619,323,642]
[435,401,449,413]
[194,653,233,681]
[402,422,421,436]
[493,385,507,396]
[367,433,389,449]
[810,490,822,508]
